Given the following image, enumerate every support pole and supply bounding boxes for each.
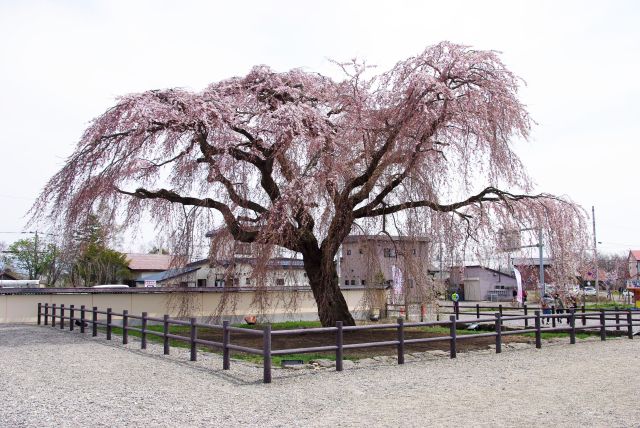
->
[336,321,343,371]
[449,315,457,359]
[397,317,405,365]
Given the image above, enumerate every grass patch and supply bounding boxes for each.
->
[419,325,485,335]
[584,302,634,310]
[233,320,322,330]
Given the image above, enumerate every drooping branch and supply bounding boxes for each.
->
[116,187,258,243]
[354,187,556,218]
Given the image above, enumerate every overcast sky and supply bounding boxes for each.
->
[0,0,638,255]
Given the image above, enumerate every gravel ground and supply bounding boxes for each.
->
[1,324,639,427]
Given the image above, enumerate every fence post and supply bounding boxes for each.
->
[122,310,128,345]
[60,304,65,330]
[336,321,343,371]
[599,309,606,341]
[454,301,459,320]
[163,314,170,355]
[44,303,49,326]
[551,305,556,328]
[69,305,75,331]
[581,304,586,326]
[51,303,56,327]
[397,317,405,365]
[263,324,272,384]
[615,311,620,332]
[37,303,42,325]
[190,317,197,362]
[499,304,503,317]
[570,309,576,345]
[80,305,86,334]
[534,310,542,349]
[627,310,633,340]
[92,307,97,337]
[106,308,112,340]
[449,315,457,359]
[524,304,528,328]
[141,312,148,350]
[420,303,425,322]
[476,303,480,319]
[495,313,502,354]
[223,320,230,370]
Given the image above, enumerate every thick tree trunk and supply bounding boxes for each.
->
[302,248,356,327]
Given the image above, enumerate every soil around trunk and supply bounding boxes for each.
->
[195,325,530,358]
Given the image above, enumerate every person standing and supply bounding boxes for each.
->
[553,293,565,324]
[541,294,553,324]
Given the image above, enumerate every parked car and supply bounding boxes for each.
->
[583,286,597,296]
[622,290,633,298]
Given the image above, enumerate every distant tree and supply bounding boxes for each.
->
[33,42,587,326]
[68,214,131,286]
[5,237,62,285]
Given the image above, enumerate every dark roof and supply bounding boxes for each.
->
[213,257,305,269]
[464,265,515,279]
[512,257,553,267]
[342,234,429,243]
[136,266,200,283]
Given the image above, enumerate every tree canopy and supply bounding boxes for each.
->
[33,42,587,325]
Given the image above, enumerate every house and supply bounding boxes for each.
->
[449,265,516,301]
[139,256,309,288]
[512,257,554,290]
[628,250,640,287]
[126,253,176,287]
[338,234,433,302]
[0,268,22,281]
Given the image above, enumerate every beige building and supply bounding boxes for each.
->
[339,235,431,294]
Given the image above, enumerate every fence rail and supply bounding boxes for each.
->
[37,302,639,384]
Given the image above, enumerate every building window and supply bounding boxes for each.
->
[345,280,349,285]
[197,279,207,288]
[412,248,417,255]
[236,243,252,255]
[276,278,285,286]
[361,279,366,286]
[346,249,351,255]
[245,278,251,286]
[233,277,240,286]
[350,279,355,285]
[383,248,396,258]
[359,248,363,254]
[214,279,225,287]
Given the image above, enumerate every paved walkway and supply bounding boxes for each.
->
[1,324,639,427]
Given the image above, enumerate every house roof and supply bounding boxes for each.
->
[214,257,305,269]
[630,250,640,261]
[464,265,516,279]
[126,253,175,271]
[512,257,553,267]
[0,269,21,280]
[342,234,429,243]
[137,266,201,283]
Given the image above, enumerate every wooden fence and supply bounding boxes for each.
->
[37,302,639,384]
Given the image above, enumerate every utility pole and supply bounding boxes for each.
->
[592,206,598,306]
[538,227,545,297]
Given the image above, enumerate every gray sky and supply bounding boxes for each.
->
[0,0,638,255]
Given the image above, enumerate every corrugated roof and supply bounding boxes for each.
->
[126,253,175,271]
